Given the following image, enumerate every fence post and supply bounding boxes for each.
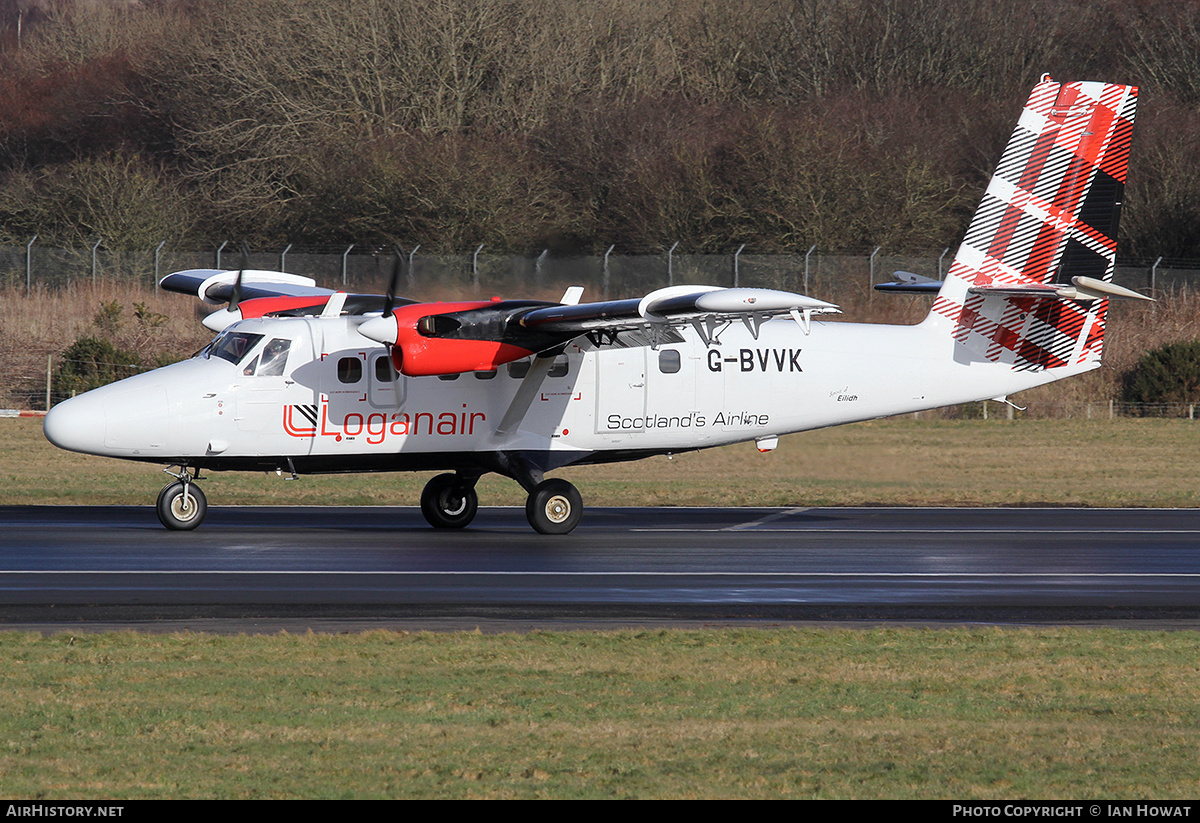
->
[341,244,354,287]
[733,243,745,287]
[805,245,816,293]
[535,248,549,288]
[25,235,37,295]
[91,238,102,285]
[45,353,52,411]
[407,245,419,290]
[667,241,679,286]
[603,244,614,299]
[869,246,881,303]
[473,244,484,291]
[279,243,292,272]
[154,240,166,290]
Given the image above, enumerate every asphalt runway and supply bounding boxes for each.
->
[2,505,1200,631]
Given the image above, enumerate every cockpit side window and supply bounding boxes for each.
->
[206,331,264,365]
[256,338,292,376]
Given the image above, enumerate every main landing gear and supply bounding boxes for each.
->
[418,473,583,534]
[524,478,583,535]
[420,473,479,529]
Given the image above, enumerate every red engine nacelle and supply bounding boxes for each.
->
[388,301,534,377]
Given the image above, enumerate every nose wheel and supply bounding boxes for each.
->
[156,479,208,530]
[525,478,582,535]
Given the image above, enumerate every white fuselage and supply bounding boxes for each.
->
[43,311,1088,474]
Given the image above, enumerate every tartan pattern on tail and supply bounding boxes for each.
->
[931,78,1138,371]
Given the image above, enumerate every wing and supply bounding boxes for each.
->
[160,269,332,304]
[357,285,840,376]
[160,268,415,332]
[163,269,841,377]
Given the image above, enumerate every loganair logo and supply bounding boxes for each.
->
[284,398,486,444]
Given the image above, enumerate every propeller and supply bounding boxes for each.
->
[229,241,249,312]
[382,244,403,318]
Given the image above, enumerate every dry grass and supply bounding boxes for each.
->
[3,282,1194,412]
[0,283,212,408]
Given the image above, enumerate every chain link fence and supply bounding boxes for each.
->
[4,243,1197,415]
[3,243,1198,299]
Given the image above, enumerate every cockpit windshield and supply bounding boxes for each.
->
[203,331,264,365]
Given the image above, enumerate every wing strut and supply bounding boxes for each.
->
[492,354,556,438]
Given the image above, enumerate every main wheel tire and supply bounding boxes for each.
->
[420,473,479,529]
[156,481,207,531]
[525,478,582,535]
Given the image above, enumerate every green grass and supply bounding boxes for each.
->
[6,415,1200,508]
[1,628,1198,799]
[7,418,1200,799]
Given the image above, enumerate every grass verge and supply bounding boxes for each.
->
[2,627,1199,799]
[5,415,1200,508]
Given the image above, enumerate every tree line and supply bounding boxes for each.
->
[1,0,1199,259]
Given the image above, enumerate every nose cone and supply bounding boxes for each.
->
[44,380,170,457]
[43,393,107,455]
[358,313,398,345]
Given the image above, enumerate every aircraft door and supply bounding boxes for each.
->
[238,325,319,456]
[593,347,646,434]
[368,351,405,410]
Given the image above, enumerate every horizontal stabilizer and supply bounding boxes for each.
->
[968,276,1153,302]
[875,270,944,294]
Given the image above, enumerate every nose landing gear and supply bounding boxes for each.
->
[156,468,207,530]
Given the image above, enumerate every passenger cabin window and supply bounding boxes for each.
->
[658,349,681,374]
[337,357,363,383]
[506,356,569,378]
[374,356,396,383]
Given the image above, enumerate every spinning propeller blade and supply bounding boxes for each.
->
[382,245,403,318]
[229,242,249,312]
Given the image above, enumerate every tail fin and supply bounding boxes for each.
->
[927,76,1139,372]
